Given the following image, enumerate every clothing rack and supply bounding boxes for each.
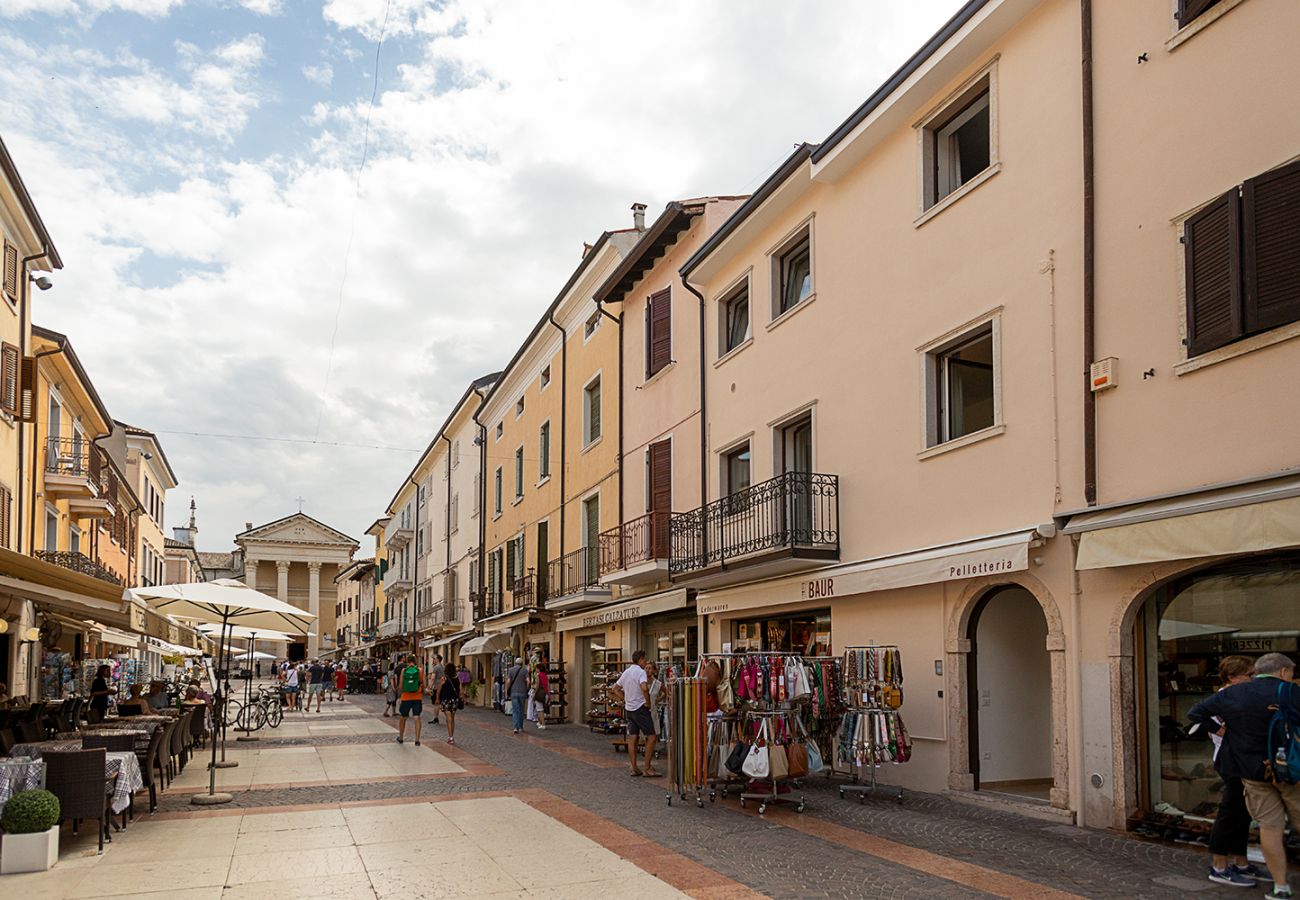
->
[664,677,708,807]
[736,710,808,815]
[835,645,909,804]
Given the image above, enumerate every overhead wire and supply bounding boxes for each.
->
[150,429,419,453]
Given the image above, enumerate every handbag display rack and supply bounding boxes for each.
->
[734,710,808,815]
[664,677,708,807]
[835,645,910,804]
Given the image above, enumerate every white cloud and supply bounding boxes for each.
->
[6,1,967,544]
[0,0,183,18]
[236,0,281,15]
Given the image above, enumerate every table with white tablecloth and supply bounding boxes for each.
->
[6,743,143,814]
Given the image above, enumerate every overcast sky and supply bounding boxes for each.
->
[0,0,964,555]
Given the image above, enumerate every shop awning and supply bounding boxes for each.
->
[99,628,141,649]
[556,589,691,633]
[459,631,512,656]
[0,547,130,628]
[147,636,202,657]
[696,529,1037,616]
[480,609,533,632]
[429,629,475,649]
[1065,475,1300,570]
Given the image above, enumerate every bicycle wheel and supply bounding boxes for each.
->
[266,698,283,728]
[223,699,243,730]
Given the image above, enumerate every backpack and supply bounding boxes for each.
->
[1266,681,1300,785]
[401,665,420,694]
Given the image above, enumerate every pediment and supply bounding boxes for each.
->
[237,513,359,549]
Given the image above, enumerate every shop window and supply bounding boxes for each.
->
[732,611,831,655]
[1137,554,1300,830]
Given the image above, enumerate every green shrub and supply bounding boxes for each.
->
[1,789,60,834]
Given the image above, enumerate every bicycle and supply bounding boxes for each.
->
[235,686,283,731]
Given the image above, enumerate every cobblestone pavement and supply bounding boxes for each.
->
[147,691,1240,900]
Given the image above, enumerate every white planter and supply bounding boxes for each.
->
[1,826,60,874]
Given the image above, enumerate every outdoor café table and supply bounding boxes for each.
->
[56,727,154,751]
[8,743,142,815]
[0,757,45,806]
[8,739,82,759]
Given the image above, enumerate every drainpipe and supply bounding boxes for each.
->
[545,311,567,566]
[471,384,490,612]
[1081,0,1097,506]
[28,339,66,554]
[16,248,51,554]
[440,433,452,609]
[594,300,623,535]
[679,280,708,512]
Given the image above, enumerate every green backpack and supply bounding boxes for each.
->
[401,665,420,693]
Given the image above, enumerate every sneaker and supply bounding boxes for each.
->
[1265,887,1293,900]
[1208,867,1255,887]
[396,736,403,743]
[415,740,420,746]
[1237,865,1271,882]
[513,728,520,734]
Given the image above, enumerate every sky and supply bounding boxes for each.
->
[0,0,966,555]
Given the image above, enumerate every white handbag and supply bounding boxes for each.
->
[792,664,812,701]
[741,720,771,779]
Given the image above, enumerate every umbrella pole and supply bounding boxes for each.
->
[214,619,238,768]
[192,611,234,805]
[237,632,259,741]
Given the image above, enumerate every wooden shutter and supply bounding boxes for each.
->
[646,289,672,377]
[587,380,601,441]
[648,440,672,558]
[2,242,17,301]
[0,484,10,549]
[504,540,516,587]
[18,356,36,422]
[0,343,17,415]
[1242,158,1300,335]
[1184,190,1241,356]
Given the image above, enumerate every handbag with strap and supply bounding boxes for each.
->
[741,721,770,778]
[725,737,750,776]
[769,739,789,781]
[785,740,809,779]
[805,737,825,774]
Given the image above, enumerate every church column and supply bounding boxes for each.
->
[276,559,290,605]
[307,561,322,657]
[244,557,259,591]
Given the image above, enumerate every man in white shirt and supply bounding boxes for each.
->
[615,650,659,777]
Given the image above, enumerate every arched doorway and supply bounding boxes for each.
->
[967,586,1054,800]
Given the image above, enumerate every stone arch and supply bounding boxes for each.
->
[945,571,1069,810]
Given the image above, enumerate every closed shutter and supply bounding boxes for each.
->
[0,484,10,549]
[587,380,601,441]
[648,440,672,558]
[2,242,17,301]
[505,540,516,588]
[0,343,17,415]
[646,288,672,377]
[1184,191,1241,356]
[1242,158,1300,335]
[18,356,36,422]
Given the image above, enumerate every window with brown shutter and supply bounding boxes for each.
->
[646,288,672,378]
[1177,0,1222,27]
[18,356,35,421]
[0,343,18,415]
[2,242,17,302]
[0,484,11,549]
[1184,158,1300,357]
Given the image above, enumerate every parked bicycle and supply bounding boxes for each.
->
[234,685,284,731]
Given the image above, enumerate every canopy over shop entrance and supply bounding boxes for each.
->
[460,631,511,656]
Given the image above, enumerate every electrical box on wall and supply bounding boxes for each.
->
[1090,357,1118,392]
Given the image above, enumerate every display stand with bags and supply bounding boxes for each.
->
[835,645,910,804]
[735,710,807,815]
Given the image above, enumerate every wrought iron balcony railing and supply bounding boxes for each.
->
[545,546,603,604]
[35,550,124,586]
[599,510,670,575]
[510,572,536,609]
[669,471,839,575]
[472,589,501,622]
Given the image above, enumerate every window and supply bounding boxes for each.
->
[722,283,750,354]
[452,440,460,468]
[516,396,525,418]
[540,365,551,390]
[0,484,11,549]
[923,76,993,209]
[473,472,481,516]
[538,420,551,479]
[584,311,601,339]
[775,231,812,316]
[417,483,427,505]
[450,493,459,533]
[723,445,751,497]
[929,324,996,445]
[0,342,17,416]
[493,467,503,515]
[514,446,524,499]
[646,288,672,377]
[495,422,503,441]
[1177,0,1222,27]
[583,376,601,446]
[2,241,17,302]
[44,506,58,551]
[1183,158,1300,357]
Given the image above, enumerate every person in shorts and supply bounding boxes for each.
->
[396,655,424,746]
[283,664,300,710]
[437,661,461,744]
[615,650,659,777]
[307,659,327,712]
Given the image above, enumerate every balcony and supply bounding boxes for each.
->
[599,511,670,587]
[384,524,413,550]
[545,546,611,612]
[670,471,840,588]
[383,567,413,595]
[44,438,100,500]
[377,619,405,640]
[472,589,501,622]
[35,550,123,586]
[510,572,537,610]
[418,600,463,633]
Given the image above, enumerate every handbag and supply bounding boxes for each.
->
[725,739,750,776]
[805,738,825,774]
[786,741,809,779]
[769,740,789,781]
[741,721,770,778]
[717,670,735,711]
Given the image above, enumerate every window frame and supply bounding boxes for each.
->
[515,396,525,419]
[919,310,1003,452]
[916,60,1000,218]
[583,310,602,341]
[538,419,551,481]
[582,372,602,448]
[720,278,752,357]
[539,365,551,392]
[769,224,815,321]
[493,466,503,517]
[513,445,525,501]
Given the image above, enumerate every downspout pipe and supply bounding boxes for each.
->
[1081,0,1097,506]
[594,300,623,535]
[679,280,708,513]
[16,248,51,554]
[440,433,452,597]
[471,384,490,612]
[545,312,568,565]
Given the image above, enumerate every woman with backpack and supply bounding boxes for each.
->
[437,661,462,744]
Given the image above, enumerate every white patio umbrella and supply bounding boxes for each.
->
[127,579,317,805]
[222,646,277,660]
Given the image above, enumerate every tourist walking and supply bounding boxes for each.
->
[396,655,423,746]
[284,663,300,710]
[1197,655,1264,887]
[307,659,327,712]
[504,656,530,734]
[383,665,398,717]
[1189,652,1300,898]
[437,661,461,744]
[532,664,549,730]
[614,650,659,777]
[334,662,348,700]
[428,654,442,725]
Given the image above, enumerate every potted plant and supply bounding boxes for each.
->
[0,789,61,873]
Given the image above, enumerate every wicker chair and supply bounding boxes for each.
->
[0,727,15,754]
[156,720,177,787]
[44,748,112,853]
[85,706,104,725]
[21,701,46,723]
[66,697,84,728]
[170,709,193,773]
[188,704,209,749]
[134,726,165,813]
[83,732,136,752]
[16,719,42,744]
